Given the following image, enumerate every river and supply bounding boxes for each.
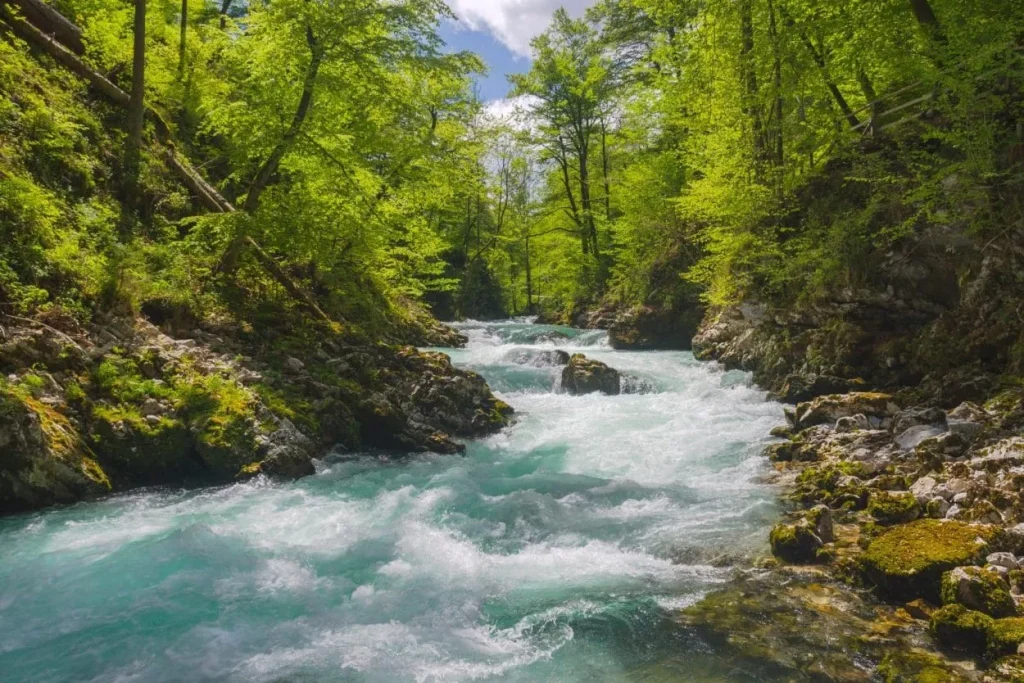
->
[0,319,785,682]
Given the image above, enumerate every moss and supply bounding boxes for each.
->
[988,617,1024,657]
[869,491,921,525]
[940,566,1016,617]
[860,520,1004,601]
[769,522,822,564]
[877,650,970,683]
[930,604,993,653]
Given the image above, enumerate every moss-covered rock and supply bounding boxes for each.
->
[876,650,971,682]
[0,384,111,513]
[987,617,1024,657]
[940,566,1016,617]
[869,491,922,525]
[860,520,1004,601]
[769,521,824,564]
[929,604,993,653]
[560,354,621,395]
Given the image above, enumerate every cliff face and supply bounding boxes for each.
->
[693,227,1024,408]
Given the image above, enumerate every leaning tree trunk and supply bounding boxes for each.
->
[4,0,84,53]
[218,25,324,273]
[0,5,333,324]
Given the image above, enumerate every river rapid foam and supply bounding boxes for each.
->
[0,319,784,682]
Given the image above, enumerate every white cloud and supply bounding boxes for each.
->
[446,0,594,58]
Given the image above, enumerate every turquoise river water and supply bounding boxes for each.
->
[0,320,786,682]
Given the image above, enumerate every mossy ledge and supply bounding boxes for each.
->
[0,314,511,515]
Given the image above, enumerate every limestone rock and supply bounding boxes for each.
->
[940,566,1017,617]
[560,354,621,396]
[793,392,899,430]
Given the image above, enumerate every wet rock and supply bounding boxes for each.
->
[859,519,1005,601]
[769,521,824,564]
[560,354,620,396]
[620,375,655,395]
[877,650,971,682]
[940,566,1017,617]
[506,349,570,367]
[606,304,703,351]
[794,392,899,430]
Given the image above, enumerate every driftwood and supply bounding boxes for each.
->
[0,3,333,324]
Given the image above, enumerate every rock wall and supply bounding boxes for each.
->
[0,315,510,514]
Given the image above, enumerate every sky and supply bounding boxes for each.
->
[441,0,595,104]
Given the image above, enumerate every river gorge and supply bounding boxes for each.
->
[0,320,787,681]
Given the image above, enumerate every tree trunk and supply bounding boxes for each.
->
[219,25,323,272]
[219,0,232,29]
[908,0,943,36]
[524,231,533,312]
[122,0,146,226]
[739,0,765,168]
[600,118,612,221]
[5,0,84,53]
[767,0,784,167]
[178,0,187,78]
[578,144,598,259]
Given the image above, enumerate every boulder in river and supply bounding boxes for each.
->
[561,354,620,396]
[505,348,570,367]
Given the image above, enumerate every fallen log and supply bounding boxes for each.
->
[2,0,83,54]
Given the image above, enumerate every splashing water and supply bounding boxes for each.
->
[0,319,785,682]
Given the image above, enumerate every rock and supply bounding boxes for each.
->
[970,437,1024,471]
[896,424,947,450]
[808,504,834,543]
[140,398,163,417]
[930,604,993,653]
[868,491,921,525]
[606,304,703,351]
[927,497,951,518]
[989,619,1024,657]
[560,354,620,396]
[891,407,947,436]
[771,373,862,403]
[620,375,655,395]
[904,599,935,621]
[1006,524,1024,554]
[284,357,305,373]
[0,389,111,513]
[506,349,570,367]
[940,566,1017,617]
[769,521,824,564]
[989,553,1020,571]
[910,476,938,504]
[859,519,1005,601]
[835,414,871,433]
[946,504,963,519]
[915,431,968,459]
[947,419,983,443]
[948,401,990,423]
[793,392,899,429]
[877,650,971,682]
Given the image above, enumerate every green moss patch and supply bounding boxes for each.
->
[988,617,1024,657]
[869,491,921,525]
[930,604,993,653]
[860,520,1004,601]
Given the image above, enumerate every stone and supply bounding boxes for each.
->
[868,491,920,525]
[895,424,946,450]
[946,504,963,519]
[793,392,899,429]
[808,505,834,543]
[930,604,993,653]
[940,566,1017,617]
[769,521,824,564]
[987,618,1024,657]
[891,407,947,436]
[859,519,1004,601]
[835,414,871,433]
[927,497,951,518]
[560,354,621,396]
[284,357,305,373]
[910,476,937,504]
[140,398,163,417]
[947,419,983,443]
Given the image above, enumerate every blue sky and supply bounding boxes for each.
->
[441,0,595,105]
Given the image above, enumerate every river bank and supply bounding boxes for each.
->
[672,301,1024,681]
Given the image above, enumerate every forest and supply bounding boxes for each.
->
[1,0,1019,335]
